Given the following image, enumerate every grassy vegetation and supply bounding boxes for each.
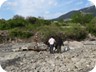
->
[86,17,96,36]
[9,28,33,39]
[0,13,96,42]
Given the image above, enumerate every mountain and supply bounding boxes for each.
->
[53,5,96,21]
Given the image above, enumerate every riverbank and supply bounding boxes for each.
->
[0,40,96,72]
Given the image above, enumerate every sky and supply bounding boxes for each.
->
[0,0,95,20]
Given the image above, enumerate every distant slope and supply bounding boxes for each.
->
[53,5,96,21]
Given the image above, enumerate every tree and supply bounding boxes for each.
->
[7,15,27,29]
[26,16,37,24]
[13,15,25,20]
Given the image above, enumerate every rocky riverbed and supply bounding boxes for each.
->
[0,40,96,72]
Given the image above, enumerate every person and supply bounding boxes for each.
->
[55,36,63,53]
[48,36,56,54]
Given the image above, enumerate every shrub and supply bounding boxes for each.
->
[7,18,27,29]
[62,23,88,40]
[71,12,94,25]
[9,28,33,39]
[86,17,96,36]
[0,19,8,30]
[36,24,62,42]
[34,23,88,42]
[86,23,96,36]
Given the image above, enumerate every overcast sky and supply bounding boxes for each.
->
[0,0,94,19]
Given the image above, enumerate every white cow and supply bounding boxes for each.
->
[0,65,6,72]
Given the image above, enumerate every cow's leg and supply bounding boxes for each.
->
[57,45,61,53]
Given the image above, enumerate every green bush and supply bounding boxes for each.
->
[33,23,88,42]
[36,24,62,42]
[86,17,96,36]
[86,23,96,36]
[7,17,27,29]
[62,23,88,40]
[71,12,94,25]
[0,23,7,30]
[9,28,33,39]
[0,19,8,30]
[0,15,90,42]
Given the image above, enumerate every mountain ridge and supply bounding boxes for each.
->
[53,5,96,21]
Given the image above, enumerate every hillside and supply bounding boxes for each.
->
[53,5,96,21]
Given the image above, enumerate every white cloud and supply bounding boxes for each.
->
[0,0,6,7]
[88,0,96,7]
[45,11,50,14]
[75,1,83,5]
[5,1,17,7]
[64,0,75,5]
[1,0,93,19]
[84,1,92,7]
[43,11,64,19]
[10,0,58,19]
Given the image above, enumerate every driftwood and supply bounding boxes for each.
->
[27,48,47,52]
[12,45,47,52]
